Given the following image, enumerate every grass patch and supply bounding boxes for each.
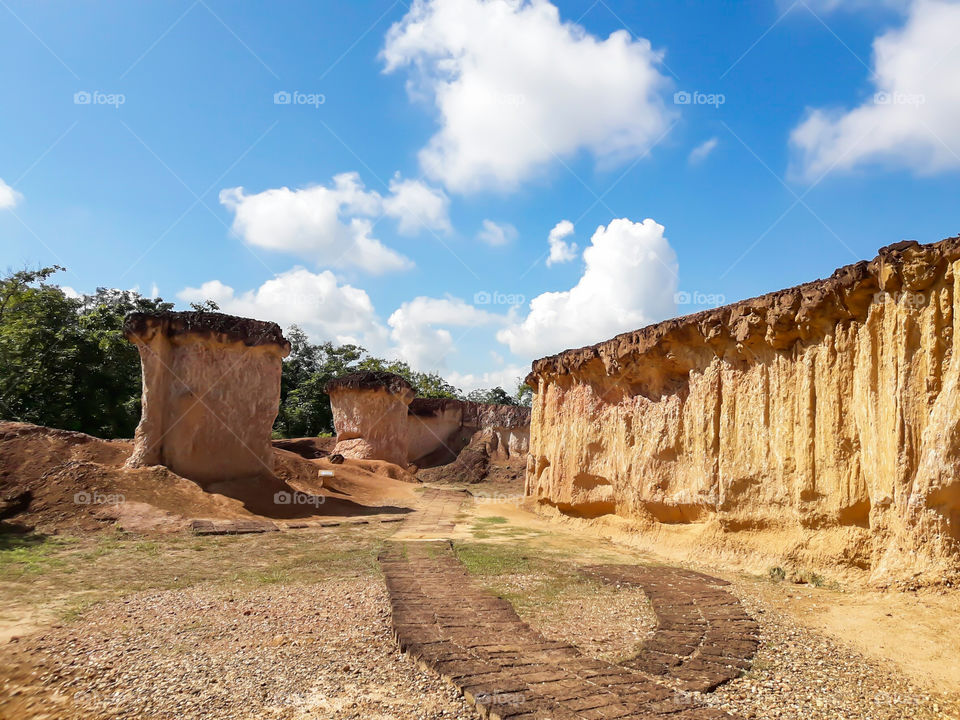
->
[0,525,390,626]
[454,540,532,575]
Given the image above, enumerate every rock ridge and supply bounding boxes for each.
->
[529,236,960,385]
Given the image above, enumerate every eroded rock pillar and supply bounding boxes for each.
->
[327,372,415,466]
[124,311,290,485]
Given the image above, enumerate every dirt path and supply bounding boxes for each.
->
[380,541,740,720]
[380,488,762,719]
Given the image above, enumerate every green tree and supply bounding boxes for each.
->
[465,386,519,406]
[515,381,533,407]
[274,327,367,437]
[0,268,172,437]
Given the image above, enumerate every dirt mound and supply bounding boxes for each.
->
[418,428,525,485]
[0,422,417,534]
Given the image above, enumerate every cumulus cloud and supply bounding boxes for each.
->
[688,137,719,164]
[382,174,451,234]
[447,364,529,393]
[387,296,501,371]
[497,217,678,357]
[477,219,518,246]
[546,219,577,266]
[0,178,23,209]
[220,172,450,273]
[178,268,389,349]
[790,0,960,179]
[382,0,674,192]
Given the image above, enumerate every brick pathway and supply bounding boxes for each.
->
[581,566,759,693]
[380,541,744,720]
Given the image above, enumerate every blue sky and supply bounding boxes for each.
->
[2,0,958,391]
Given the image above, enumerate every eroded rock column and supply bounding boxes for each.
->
[124,311,290,485]
[327,371,415,466]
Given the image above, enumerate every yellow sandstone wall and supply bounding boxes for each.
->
[526,239,960,586]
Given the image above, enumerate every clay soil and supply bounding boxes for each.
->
[1,425,959,719]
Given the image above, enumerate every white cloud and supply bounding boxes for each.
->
[688,137,719,164]
[497,217,678,357]
[220,172,449,274]
[382,0,674,192]
[447,364,528,393]
[382,174,451,234]
[178,267,389,350]
[546,219,577,266]
[477,219,518,246]
[0,178,23,209]
[790,0,960,178]
[387,295,501,371]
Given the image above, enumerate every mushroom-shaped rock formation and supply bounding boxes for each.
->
[326,371,415,466]
[123,311,290,485]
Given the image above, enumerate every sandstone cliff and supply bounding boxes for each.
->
[407,398,531,467]
[526,238,960,586]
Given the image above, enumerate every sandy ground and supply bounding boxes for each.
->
[462,486,960,707]
[1,464,958,719]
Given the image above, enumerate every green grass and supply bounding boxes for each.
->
[0,525,390,625]
[454,540,532,575]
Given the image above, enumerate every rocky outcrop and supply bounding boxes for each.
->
[124,312,290,485]
[327,372,415,466]
[526,238,960,586]
[406,398,530,467]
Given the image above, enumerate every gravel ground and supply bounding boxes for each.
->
[2,579,477,720]
[701,582,960,720]
[478,570,657,663]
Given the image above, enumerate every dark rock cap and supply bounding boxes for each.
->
[528,234,960,384]
[124,311,290,351]
[325,371,414,396]
[408,397,464,416]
